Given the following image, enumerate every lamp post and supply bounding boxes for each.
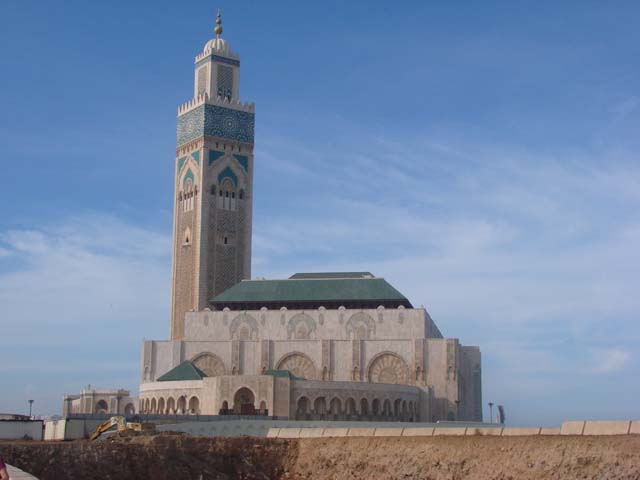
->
[28,399,34,418]
[488,402,494,424]
[455,400,460,420]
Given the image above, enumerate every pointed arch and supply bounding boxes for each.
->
[217,166,238,186]
[366,352,410,385]
[183,168,195,189]
[276,352,317,380]
[286,313,316,340]
[191,352,226,377]
[346,312,375,340]
[229,313,259,340]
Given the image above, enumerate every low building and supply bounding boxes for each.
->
[63,388,138,416]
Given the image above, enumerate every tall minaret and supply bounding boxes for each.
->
[170,10,255,340]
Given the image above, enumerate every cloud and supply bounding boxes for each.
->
[612,96,640,120]
[253,125,640,425]
[588,348,632,374]
[0,213,171,413]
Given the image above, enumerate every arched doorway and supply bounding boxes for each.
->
[95,400,108,414]
[346,398,356,416]
[166,397,175,414]
[124,403,135,417]
[188,396,200,415]
[177,396,187,414]
[314,397,327,416]
[372,398,380,416]
[383,399,391,417]
[360,398,369,416]
[296,396,310,420]
[329,397,342,418]
[233,387,255,415]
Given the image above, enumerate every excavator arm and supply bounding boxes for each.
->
[89,416,125,441]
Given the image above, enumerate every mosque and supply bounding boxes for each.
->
[121,12,481,422]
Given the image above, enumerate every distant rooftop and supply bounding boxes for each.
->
[289,272,374,279]
[210,272,412,311]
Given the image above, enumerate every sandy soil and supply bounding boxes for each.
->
[2,432,640,480]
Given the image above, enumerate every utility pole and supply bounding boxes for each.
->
[488,402,494,424]
[28,399,34,418]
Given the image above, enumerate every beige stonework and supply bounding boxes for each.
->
[169,34,254,341]
[140,18,483,425]
[374,428,404,437]
[560,421,585,435]
[583,421,631,435]
[63,389,137,417]
[539,427,561,435]
[433,427,467,436]
[501,427,541,436]
[142,306,482,422]
[402,427,435,436]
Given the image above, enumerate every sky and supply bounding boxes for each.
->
[0,0,639,426]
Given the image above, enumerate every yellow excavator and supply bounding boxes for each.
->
[89,416,155,440]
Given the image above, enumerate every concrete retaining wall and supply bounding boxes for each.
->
[44,418,104,440]
[582,421,631,436]
[265,420,640,439]
[0,421,43,440]
[560,421,585,435]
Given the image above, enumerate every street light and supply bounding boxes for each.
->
[28,399,34,418]
[488,402,494,424]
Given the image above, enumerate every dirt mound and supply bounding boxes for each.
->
[289,435,640,480]
[2,433,640,479]
[2,433,293,480]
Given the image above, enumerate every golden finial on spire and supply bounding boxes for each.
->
[214,8,223,37]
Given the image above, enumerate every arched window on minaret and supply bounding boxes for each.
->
[217,178,236,211]
[183,178,196,212]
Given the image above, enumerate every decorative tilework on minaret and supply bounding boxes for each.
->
[170,10,255,340]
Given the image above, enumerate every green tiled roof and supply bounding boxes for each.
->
[289,272,374,279]
[262,369,300,380]
[210,273,412,309]
[156,361,207,382]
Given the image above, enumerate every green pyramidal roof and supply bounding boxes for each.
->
[210,273,412,310]
[156,361,207,382]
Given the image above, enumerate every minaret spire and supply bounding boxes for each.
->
[214,8,223,38]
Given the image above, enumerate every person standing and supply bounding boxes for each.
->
[0,455,9,480]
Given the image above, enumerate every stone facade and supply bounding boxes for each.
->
[139,375,425,421]
[170,32,254,340]
[63,389,137,417]
[141,306,482,422]
[140,16,483,424]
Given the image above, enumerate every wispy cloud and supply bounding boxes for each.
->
[0,213,171,413]
[253,125,640,425]
[588,348,632,374]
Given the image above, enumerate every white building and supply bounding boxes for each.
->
[138,12,482,423]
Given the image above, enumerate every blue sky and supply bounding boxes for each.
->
[1,0,639,426]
